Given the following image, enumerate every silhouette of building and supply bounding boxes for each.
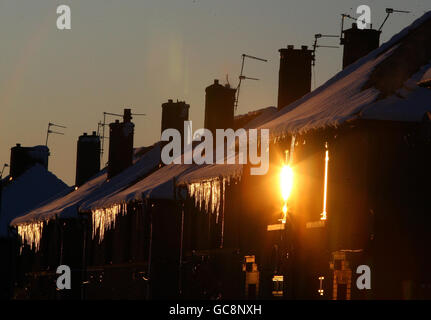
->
[341,23,381,69]
[204,80,236,135]
[75,132,100,186]
[108,109,134,179]
[277,45,313,111]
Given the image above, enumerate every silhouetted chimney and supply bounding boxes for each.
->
[9,144,49,179]
[204,79,236,135]
[108,109,134,179]
[75,131,100,186]
[341,23,381,69]
[161,99,190,138]
[277,45,313,111]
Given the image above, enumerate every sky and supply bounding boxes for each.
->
[0,0,430,185]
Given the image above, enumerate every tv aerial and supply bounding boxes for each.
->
[235,53,268,111]
[98,109,146,163]
[311,34,339,89]
[0,163,8,178]
[312,34,339,67]
[340,13,369,39]
[45,122,66,147]
[378,8,410,32]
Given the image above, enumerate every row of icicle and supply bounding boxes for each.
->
[16,176,239,250]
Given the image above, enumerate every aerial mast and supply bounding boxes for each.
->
[235,53,268,111]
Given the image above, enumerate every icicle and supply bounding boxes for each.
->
[91,203,124,243]
[204,181,211,213]
[17,221,44,252]
[187,178,224,217]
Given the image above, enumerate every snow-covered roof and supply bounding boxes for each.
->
[1,164,69,237]
[10,170,107,226]
[257,11,431,138]
[10,144,161,226]
[177,162,243,185]
[80,164,195,211]
[243,106,278,128]
[80,108,274,210]
[80,140,249,211]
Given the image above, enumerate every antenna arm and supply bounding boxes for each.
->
[378,12,391,31]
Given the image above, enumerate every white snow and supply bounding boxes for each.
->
[361,63,431,121]
[81,164,195,211]
[11,143,161,226]
[1,164,69,238]
[420,66,431,82]
[177,162,243,185]
[83,162,238,241]
[10,169,107,226]
[78,144,161,211]
[83,163,195,242]
[10,144,161,249]
[257,11,431,138]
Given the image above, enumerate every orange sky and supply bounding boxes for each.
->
[0,0,428,185]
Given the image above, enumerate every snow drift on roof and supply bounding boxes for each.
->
[0,164,68,237]
[10,170,106,226]
[81,143,245,211]
[243,106,277,129]
[81,164,195,211]
[257,11,431,138]
[11,143,161,226]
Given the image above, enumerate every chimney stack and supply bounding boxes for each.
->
[341,23,381,69]
[277,45,313,111]
[161,99,190,138]
[204,79,236,135]
[75,131,100,186]
[9,144,49,179]
[108,109,134,179]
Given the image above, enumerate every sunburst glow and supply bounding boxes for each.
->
[280,165,294,202]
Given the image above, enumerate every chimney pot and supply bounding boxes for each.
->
[123,108,132,123]
[10,144,49,178]
[75,132,100,186]
[341,23,380,69]
[204,80,236,136]
[108,111,134,179]
[161,100,190,141]
[277,45,313,110]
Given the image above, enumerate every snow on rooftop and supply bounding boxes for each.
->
[0,164,69,238]
[10,169,106,227]
[257,11,431,138]
[79,144,161,211]
[242,106,278,129]
[82,163,196,242]
[420,65,431,82]
[11,143,161,227]
[10,143,161,250]
[361,63,431,121]
[80,141,244,242]
[82,164,194,211]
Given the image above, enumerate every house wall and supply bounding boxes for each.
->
[193,119,431,300]
[258,119,431,299]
